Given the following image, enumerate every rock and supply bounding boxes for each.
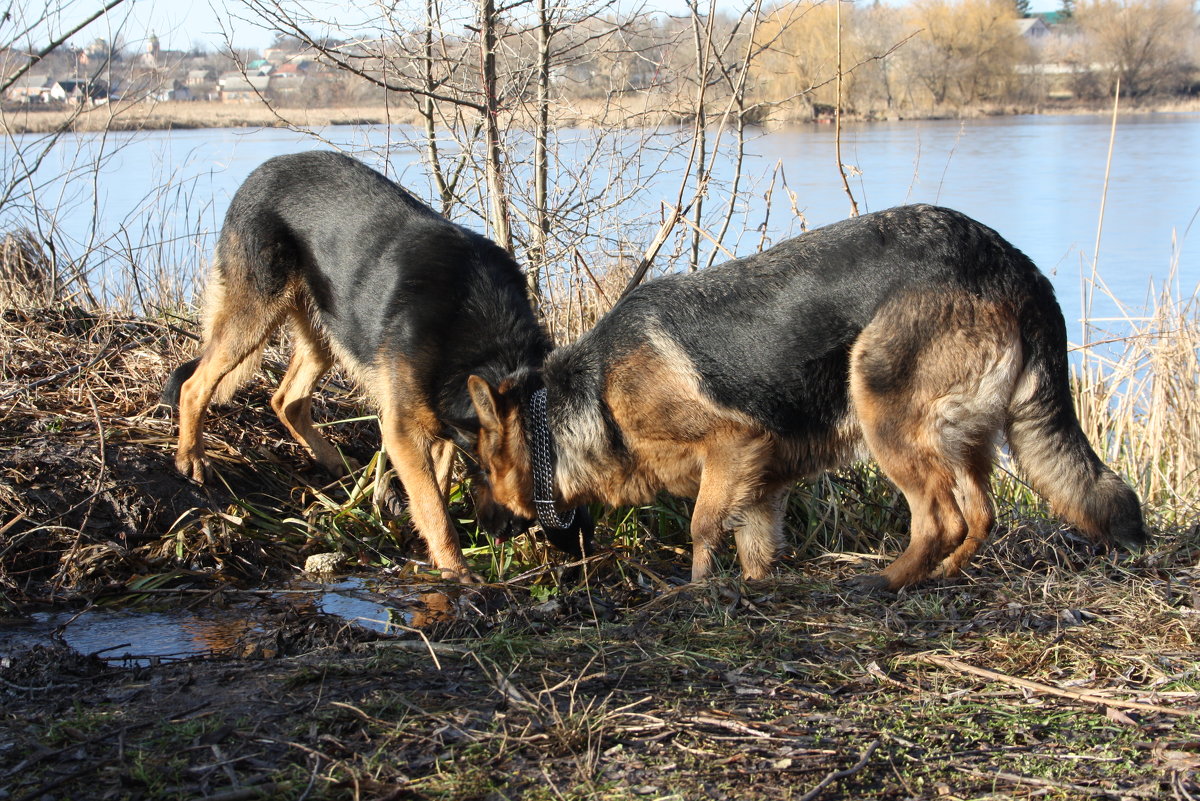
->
[304,552,343,576]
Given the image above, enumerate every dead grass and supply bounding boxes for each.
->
[0,100,424,134]
[0,95,701,136]
[1073,281,1200,524]
[0,532,1196,799]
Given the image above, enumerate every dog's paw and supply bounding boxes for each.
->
[454,570,486,585]
[175,451,210,484]
[845,573,896,595]
[376,484,408,519]
[435,562,481,584]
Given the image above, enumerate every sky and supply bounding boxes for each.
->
[97,0,1061,55]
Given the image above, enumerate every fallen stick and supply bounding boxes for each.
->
[919,654,1190,717]
[798,739,880,801]
[955,766,1161,799]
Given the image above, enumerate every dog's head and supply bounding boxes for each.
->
[465,457,534,541]
[466,374,539,523]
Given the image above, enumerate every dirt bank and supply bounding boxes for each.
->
[3,558,1198,800]
[0,101,423,134]
[0,96,690,134]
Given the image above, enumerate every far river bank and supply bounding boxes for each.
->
[3,96,1200,135]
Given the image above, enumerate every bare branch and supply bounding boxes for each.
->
[1,0,129,95]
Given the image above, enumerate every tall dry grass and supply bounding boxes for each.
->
[1073,279,1200,525]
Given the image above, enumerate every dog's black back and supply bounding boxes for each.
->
[555,205,1058,438]
[527,204,1144,587]
[166,151,548,435]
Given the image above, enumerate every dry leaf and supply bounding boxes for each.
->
[1105,706,1139,726]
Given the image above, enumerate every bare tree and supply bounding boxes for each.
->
[235,0,778,327]
[0,0,141,306]
[1074,0,1196,97]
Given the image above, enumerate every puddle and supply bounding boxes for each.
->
[0,577,457,667]
[277,577,459,632]
[0,608,261,667]
[296,579,453,633]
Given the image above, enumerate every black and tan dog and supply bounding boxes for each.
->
[467,204,1147,590]
[162,151,589,579]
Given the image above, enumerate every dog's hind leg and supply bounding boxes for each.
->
[732,484,789,580]
[270,309,343,475]
[175,273,290,483]
[856,438,968,591]
[935,448,996,579]
[848,292,1019,590]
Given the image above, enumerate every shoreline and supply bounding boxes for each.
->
[3,97,1198,135]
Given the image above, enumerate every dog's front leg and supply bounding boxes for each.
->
[733,485,788,580]
[379,418,473,581]
[690,438,767,581]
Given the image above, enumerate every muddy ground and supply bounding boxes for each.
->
[1,308,1198,800]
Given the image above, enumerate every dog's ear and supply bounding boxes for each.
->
[467,375,504,432]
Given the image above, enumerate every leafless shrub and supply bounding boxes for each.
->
[0,229,53,307]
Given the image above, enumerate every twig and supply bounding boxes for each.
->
[0,333,157,402]
[677,214,736,261]
[955,766,1157,798]
[0,0,129,95]
[369,640,472,657]
[833,0,859,218]
[200,783,280,801]
[919,654,1190,717]
[797,739,880,801]
[690,714,774,740]
[1085,75,1121,349]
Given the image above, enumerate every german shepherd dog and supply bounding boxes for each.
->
[467,205,1147,590]
[162,151,590,579]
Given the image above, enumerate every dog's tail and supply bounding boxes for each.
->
[1005,283,1147,551]
[160,357,200,408]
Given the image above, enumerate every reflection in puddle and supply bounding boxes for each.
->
[302,580,455,633]
[0,577,458,667]
[0,608,258,667]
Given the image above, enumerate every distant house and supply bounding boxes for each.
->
[246,59,273,75]
[187,68,217,86]
[269,62,307,81]
[1034,11,1069,25]
[219,73,270,102]
[6,74,51,103]
[163,80,193,102]
[1015,17,1052,42]
[48,79,108,105]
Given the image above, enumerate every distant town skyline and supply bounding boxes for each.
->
[94,0,1063,54]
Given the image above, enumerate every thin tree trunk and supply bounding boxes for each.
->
[479,0,512,252]
[423,0,452,213]
[530,0,552,302]
[834,0,859,217]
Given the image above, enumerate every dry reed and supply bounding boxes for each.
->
[1073,279,1200,525]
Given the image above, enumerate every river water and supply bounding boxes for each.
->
[5,112,1197,342]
